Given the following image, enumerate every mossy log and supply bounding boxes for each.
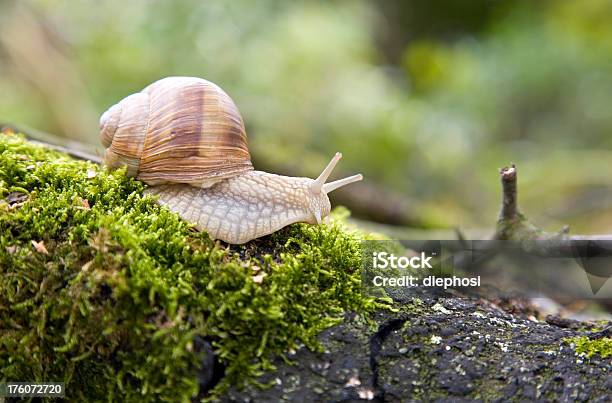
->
[0,133,376,400]
[0,134,609,402]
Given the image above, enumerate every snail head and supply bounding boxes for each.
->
[307,152,363,224]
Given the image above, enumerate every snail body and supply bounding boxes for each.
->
[100,77,362,244]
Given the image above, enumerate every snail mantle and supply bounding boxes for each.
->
[100,76,362,243]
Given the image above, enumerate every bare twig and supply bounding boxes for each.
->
[28,139,103,164]
[499,164,518,221]
[1,122,103,164]
[494,163,543,240]
[495,162,612,242]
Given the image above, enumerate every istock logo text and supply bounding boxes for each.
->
[372,252,434,269]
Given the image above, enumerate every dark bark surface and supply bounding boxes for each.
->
[220,289,610,402]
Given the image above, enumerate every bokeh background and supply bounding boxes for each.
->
[1,0,612,234]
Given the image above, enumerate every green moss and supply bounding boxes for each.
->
[496,212,545,240]
[496,211,569,242]
[564,336,612,359]
[0,134,378,401]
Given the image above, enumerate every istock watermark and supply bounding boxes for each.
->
[365,244,480,293]
[370,274,480,288]
[361,240,612,301]
[372,251,433,269]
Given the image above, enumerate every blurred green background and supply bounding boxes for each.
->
[1,0,612,233]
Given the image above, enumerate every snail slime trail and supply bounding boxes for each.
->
[100,76,363,243]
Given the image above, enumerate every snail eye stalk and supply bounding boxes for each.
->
[311,152,342,194]
[322,174,363,194]
[310,152,363,194]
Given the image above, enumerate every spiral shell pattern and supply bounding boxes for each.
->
[100,76,253,187]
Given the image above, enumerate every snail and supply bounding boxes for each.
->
[99,76,363,244]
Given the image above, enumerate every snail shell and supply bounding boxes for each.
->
[100,76,253,187]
